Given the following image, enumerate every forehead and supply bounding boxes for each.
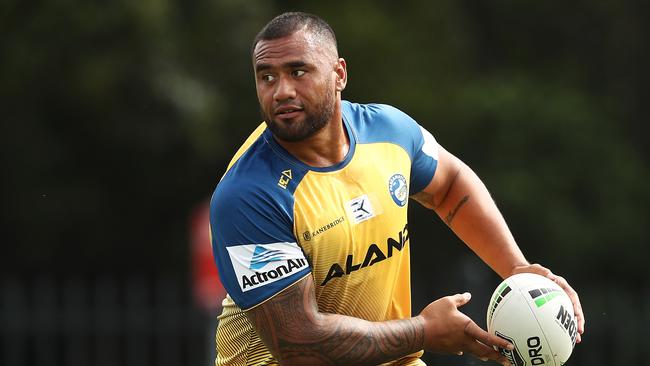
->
[253,32,323,67]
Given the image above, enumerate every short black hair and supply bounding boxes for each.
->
[252,12,338,56]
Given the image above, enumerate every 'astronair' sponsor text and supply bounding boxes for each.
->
[242,258,308,290]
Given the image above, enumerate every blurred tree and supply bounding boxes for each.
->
[1,0,647,285]
[2,0,649,364]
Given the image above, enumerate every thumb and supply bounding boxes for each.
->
[453,292,472,307]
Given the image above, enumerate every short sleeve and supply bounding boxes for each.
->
[209,178,311,310]
[410,124,439,193]
[342,102,439,193]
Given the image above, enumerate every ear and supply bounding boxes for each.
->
[334,58,347,92]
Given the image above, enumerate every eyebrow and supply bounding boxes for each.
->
[255,61,309,73]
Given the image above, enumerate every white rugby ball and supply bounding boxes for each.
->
[486,273,577,366]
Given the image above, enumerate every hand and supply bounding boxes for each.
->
[511,263,585,343]
[418,292,513,365]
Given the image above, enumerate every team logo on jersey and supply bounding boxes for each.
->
[226,243,308,292]
[346,194,375,224]
[388,174,408,207]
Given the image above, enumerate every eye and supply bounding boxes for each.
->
[262,74,275,83]
[292,70,306,77]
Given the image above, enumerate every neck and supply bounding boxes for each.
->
[274,103,349,168]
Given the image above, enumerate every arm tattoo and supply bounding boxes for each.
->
[445,195,470,225]
[247,277,425,365]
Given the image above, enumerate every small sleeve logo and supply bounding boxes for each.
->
[277,169,292,189]
[226,243,309,292]
[249,246,284,270]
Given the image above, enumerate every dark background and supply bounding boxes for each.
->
[2,0,649,365]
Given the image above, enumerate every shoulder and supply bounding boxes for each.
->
[342,100,416,131]
[342,100,427,160]
[217,124,302,203]
[212,128,306,244]
[210,156,294,244]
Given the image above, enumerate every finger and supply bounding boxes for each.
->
[514,263,551,277]
[452,292,472,307]
[463,339,510,364]
[551,275,586,339]
[464,321,514,351]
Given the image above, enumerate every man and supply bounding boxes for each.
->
[209,12,584,366]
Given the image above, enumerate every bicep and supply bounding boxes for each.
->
[411,144,463,210]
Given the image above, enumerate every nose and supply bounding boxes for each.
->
[273,76,296,102]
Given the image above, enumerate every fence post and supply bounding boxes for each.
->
[93,276,120,366]
[33,276,58,365]
[125,275,151,366]
[2,277,27,366]
[155,275,181,366]
[63,276,90,366]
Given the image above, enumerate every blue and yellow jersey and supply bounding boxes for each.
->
[210,101,439,366]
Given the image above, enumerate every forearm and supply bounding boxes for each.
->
[247,277,425,366]
[433,163,528,278]
[276,313,425,366]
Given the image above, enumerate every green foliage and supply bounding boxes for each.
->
[2,1,647,279]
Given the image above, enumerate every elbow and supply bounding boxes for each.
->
[274,314,331,366]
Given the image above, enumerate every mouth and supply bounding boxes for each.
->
[274,105,304,119]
